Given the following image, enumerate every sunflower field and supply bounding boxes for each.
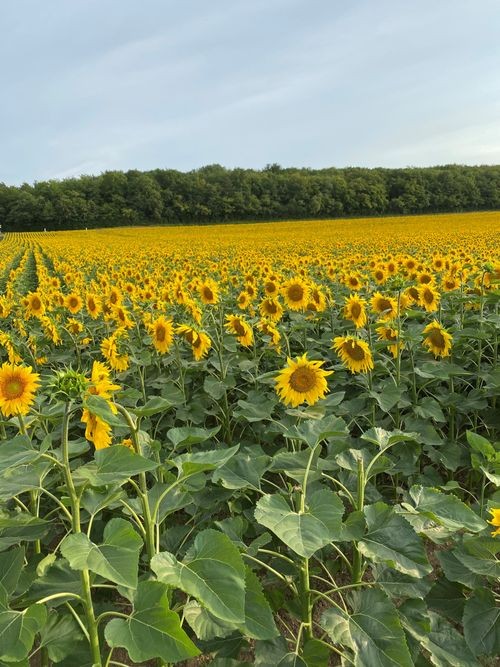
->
[0,211,499,667]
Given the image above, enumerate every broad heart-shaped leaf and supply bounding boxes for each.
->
[254,489,344,558]
[236,567,278,640]
[358,503,432,578]
[38,611,85,662]
[0,514,49,551]
[463,587,500,657]
[169,445,239,477]
[466,431,496,469]
[130,396,173,416]
[453,535,500,579]
[167,425,221,448]
[0,547,24,598]
[361,427,419,451]
[61,518,142,588]
[282,415,348,448]
[399,599,480,667]
[152,529,246,624]
[0,435,40,472]
[183,600,234,640]
[212,447,271,491]
[0,601,46,662]
[0,462,51,501]
[409,485,487,532]
[73,445,158,487]
[105,580,199,664]
[321,588,413,667]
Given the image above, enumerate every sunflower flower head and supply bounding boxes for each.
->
[332,335,374,373]
[275,353,332,407]
[0,363,40,417]
[488,508,500,537]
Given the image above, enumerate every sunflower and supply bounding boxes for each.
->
[225,315,254,347]
[25,292,45,318]
[282,278,309,311]
[176,324,212,360]
[332,336,374,373]
[0,363,40,417]
[442,273,460,292]
[488,508,500,537]
[259,298,283,322]
[264,279,279,297]
[257,319,281,353]
[343,294,367,328]
[370,292,397,322]
[422,320,452,358]
[66,318,84,335]
[344,273,363,291]
[101,330,130,371]
[404,286,420,304]
[308,287,327,313]
[376,324,404,359]
[237,291,251,310]
[86,293,102,319]
[65,293,83,315]
[149,316,174,354]
[199,279,219,305]
[275,353,332,407]
[372,267,387,285]
[419,285,440,313]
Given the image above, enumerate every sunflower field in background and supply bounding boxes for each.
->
[0,211,499,667]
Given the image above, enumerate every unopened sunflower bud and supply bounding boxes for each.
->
[50,369,88,400]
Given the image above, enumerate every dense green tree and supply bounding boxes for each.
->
[0,164,498,231]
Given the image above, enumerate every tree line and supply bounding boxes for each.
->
[0,164,499,231]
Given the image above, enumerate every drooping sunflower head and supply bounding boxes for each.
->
[199,279,219,305]
[86,293,102,319]
[343,294,367,328]
[275,353,332,407]
[419,285,440,313]
[422,320,452,358]
[332,336,374,373]
[225,315,254,347]
[370,292,397,322]
[0,363,40,416]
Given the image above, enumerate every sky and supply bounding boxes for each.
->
[1,0,499,185]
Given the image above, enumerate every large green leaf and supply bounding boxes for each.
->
[426,579,465,623]
[358,503,431,577]
[453,535,500,579]
[0,436,40,472]
[104,580,199,663]
[400,599,480,667]
[167,425,221,448]
[0,601,46,662]
[170,445,239,477]
[82,394,124,427]
[0,514,49,551]
[361,428,418,451]
[60,518,142,588]
[409,486,486,532]
[463,587,500,657]
[0,462,51,501]
[213,448,271,491]
[152,529,246,624]
[38,611,85,662]
[255,489,344,558]
[0,547,24,598]
[184,600,234,640]
[73,445,158,486]
[321,588,413,667]
[236,567,278,640]
[283,415,348,448]
[131,396,173,416]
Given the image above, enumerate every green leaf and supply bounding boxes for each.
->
[372,564,433,599]
[453,535,500,579]
[131,396,173,416]
[213,448,271,491]
[302,638,330,667]
[437,550,484,589]
[409,485,487,532]
[60,518,142,588]
[255,489,344,558]
[236,567,278,640]
[167,425,221,448]
[82,394,123,427]
[368,385,407,412]
[0,547,24,598]
[414,397,446,423]
[463,587,500,657]
[321,588,413,667]
[170,445,239,477]
[74,445,158,487]
[361,428,418,451]
[38,611,85,662]
[0,462,51,501]
[400,599,480,667]
[0,602,46,662]
[0,436,40,472]
[358,503,432,577]
[104,580,199,663]
[466,431,497,470]
[0,514,49,551]
[426,579,465,623]
[288,415,348,448]
[29,560,82,604]
[184,600,234,640]
[152,529,246,624]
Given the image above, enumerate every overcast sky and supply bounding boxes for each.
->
[1,0,499,185]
